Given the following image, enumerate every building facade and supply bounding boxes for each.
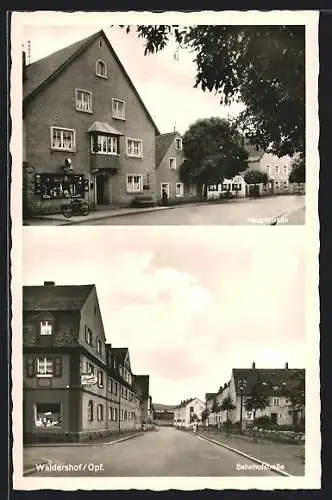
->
[174,397,205,428]
[23,281,149,443]
[23,30,159,216]
[155,132,197,202]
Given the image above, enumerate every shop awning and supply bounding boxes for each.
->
[88,121,124,135]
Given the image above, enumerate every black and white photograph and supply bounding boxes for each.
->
[10,9,320,492]
[18,13,311,227]
[19,228,312,486]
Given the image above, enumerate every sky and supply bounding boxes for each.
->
[23,227,306,405]
[20,16,245,135]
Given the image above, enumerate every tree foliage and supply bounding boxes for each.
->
[289,155,305,183]
[245,386,269,419]
[119,25,304,156]
[244,169,269,185]
[179,117,248,189]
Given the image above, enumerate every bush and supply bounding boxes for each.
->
[255,416,272,428]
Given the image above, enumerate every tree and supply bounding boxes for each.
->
[201,408,210,424]
[243,169,268,185]
[286,371,305,426]
[245,386,269,421]
[221,396,236,436]
[119,25,304,156]
[179,117,248,198]
[190,412,199,423]
[289,155,305,184]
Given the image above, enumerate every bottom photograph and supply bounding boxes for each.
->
[21,227,307,480]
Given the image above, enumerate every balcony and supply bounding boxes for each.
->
[90,153,121,173]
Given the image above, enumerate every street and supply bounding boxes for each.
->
[80,196,305,226]
[24,427,280,477]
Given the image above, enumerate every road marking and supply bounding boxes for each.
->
[197,435,292,477]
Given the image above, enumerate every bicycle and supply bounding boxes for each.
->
[61,198,90,218]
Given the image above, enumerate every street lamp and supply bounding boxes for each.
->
[238,379,247,434]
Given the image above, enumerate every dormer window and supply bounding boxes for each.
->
[40,320,52,336]
[96,60,107,78]
[175,138,182,150]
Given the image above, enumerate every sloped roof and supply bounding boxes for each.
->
[23,284,94,311]
[23,31,99,101]
[205,393,216,401]
[175,398,195,409]
[23,29,160,135]
[155,132,180,167]
[135,375,150,397]
[88,121,124,135]
[111,347,128,364]
[232,368,305,397]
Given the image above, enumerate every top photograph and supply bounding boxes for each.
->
[21,23,307,226]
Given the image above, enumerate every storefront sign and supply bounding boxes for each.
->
[81,374,97,386]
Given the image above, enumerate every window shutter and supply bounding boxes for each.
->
[27,358,35,377]
[54,357,62,377]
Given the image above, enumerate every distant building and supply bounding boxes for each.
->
[135,375,153,428]
[174,397,205,428]
[155,132,197,202]
[153,403,175,426]
[23,29,159,216]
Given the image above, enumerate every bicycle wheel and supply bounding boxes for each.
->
[80,203,90,216]
[61,204,72,218]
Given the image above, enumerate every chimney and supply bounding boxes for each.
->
[285,362,289,369]
[252,362,256,370]
[44,281,55,286]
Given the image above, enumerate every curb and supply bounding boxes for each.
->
[197,434,292,477]
[24,432,144,448]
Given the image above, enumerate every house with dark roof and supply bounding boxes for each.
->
[23,29,159,216]
[155,132,197,203]
[135,375,153,427]
[23,281,150,443]
[205,362,305,430]
[173,397,205,428]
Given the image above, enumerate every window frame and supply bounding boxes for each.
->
[34,402,62,428]
[50,126,76,152]
[175,182,184,198]
[126,174,143,193]
[160,183,170,198]
[169,157,177,170]
[98,369,104,388]
[36,356,54,378]
[75,88,93,113]
[40,319,53,336]
[175,138,182,150]
[97,404,104,421]
[126,138,143,159]
[96,59,107,78]
[112,98,126,120]
[88,400,94,421]
[90,134,119,156]
[97,339,103,355]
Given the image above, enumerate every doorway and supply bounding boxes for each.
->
[96,174,111,205]
[270,413,278,425]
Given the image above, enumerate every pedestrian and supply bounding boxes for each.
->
[193,421,198,436]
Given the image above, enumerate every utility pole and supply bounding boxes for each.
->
[238,379,247,434]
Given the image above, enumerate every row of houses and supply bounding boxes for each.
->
[22,29,303,216]
[173,362,305,430]
[23,281,153,443]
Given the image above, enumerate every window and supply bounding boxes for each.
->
[112,407,118,421]
[161,183,169,198]
[121,409,124,421]
[283,181,288,187]
[126,175,143,193]
[75,89,92,112]
[85,327,93,346]
[246,411,254,420]
[98,370,104,388]
[283,166,287,174]
[108,378,113,393]
[88,400,94,421]
[96,60,107,78]
[34,174,86,200]
[190,407,194,413]
[97,339,103,355]
[169,158,176,169]
[124,410,127,421]
[275,166,279,175]
[113,381,118,395]
[238,184,242,191]
[112,99,126,120]
[35,403,61,427]
[86,362,95,375]
[127,139,143,158]
[36,357,53,377]
[275,181,279,187]
[175,138,182,150]
[51,127,75,151]
[176,183,184,198]
[266,166,270,173]
[271,397,280,406]
[108,407,112,421]
[232,183,237,191]
[40,320,52,336]
[113,359,116,370]
[91,135,118,155]
[97,404,104,421]
[209,184,218,191]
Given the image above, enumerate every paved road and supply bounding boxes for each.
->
[24,427,279,477]
[81,196,305,226]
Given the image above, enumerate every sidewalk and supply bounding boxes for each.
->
[24,430,144,448]
[198,430,305,476]
[22,198,250,226]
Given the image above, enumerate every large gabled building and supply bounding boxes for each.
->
[23,281,150,443]
[23,29,159,216]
